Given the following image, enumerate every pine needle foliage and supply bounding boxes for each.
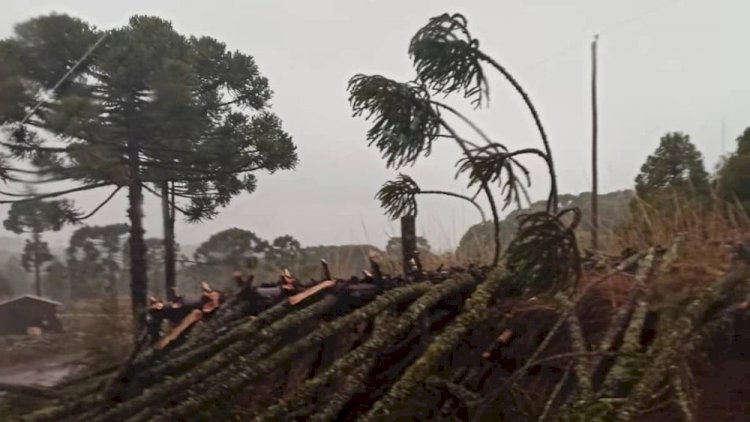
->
[376,173,420,218]
[505,208,582,295]
[456,144,535,210]
[409,13,488,108]
[348,75,441,169]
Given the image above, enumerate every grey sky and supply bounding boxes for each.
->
[1,0,747,251]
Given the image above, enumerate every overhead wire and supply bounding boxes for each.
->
[18,32,109,128]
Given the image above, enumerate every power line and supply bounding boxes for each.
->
[18,32,109,127]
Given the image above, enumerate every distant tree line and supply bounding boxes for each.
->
[2,127,749,302]
[0,222,429,302]
[457,128,750,257]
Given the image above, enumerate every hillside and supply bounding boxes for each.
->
[457,190,633,260]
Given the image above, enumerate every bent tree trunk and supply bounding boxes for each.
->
[127,138,148,336]
[161,181,176,301]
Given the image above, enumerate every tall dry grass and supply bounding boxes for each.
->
[615,194,749,263]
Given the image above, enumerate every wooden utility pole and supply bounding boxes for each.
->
[591,34,599,252]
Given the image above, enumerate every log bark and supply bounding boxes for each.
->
[360,268,504,420]
[145,284,433,422]
[261,275,477,420]
[0,382,59,399]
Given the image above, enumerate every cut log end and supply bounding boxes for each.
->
[288,279,337,306]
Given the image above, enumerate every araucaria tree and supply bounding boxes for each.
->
[194,228,270,271]
[67,223,130,300]
[717,127,750,212]
[351,13,558,265]
[0,14,297,330]
[3,199,77,296]
[634,132,710,203]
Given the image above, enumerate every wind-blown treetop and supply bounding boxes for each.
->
[456,144,533,211]
[376,173,486,222]
[409,13,488,108]
[351,13,561,266]
[348,75,441,169]
[409,12,558,211]
[376,174,420,219]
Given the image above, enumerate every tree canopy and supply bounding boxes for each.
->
[3,198,77,296]
[0,13,297,330]
[266,235,304,272]
[717,127,750,212]
[350,13,559,266]
[3,198,78,235]
[194,228,270,271]
[634,132,709,200]
[67,223,129,299]
[385,236,431,259]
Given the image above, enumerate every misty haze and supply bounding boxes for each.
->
[0,1,748,421]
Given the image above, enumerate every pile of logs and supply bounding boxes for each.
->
[141,253,465,352]
[7,241,750,422]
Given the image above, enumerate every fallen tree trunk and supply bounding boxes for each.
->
[0,383,59,400]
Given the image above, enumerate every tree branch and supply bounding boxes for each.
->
[433,102,499,149]
[142,183,190,216]
[477,51,559,212]
[438,120,502,266]
[71,187,122,222]
[0,182,109,204]
[419,190,486,222]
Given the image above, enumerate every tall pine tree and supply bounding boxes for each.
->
[3,198,77,296]
[717,127,750,212]
[0,14,297,332]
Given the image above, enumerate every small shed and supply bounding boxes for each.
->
[0,295,63,335]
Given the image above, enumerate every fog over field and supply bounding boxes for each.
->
[1,0,746,251]
[3,2,750,420]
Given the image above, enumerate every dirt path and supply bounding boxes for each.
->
[0,352,85,387]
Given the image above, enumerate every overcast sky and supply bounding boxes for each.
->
[1,0,747,251]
